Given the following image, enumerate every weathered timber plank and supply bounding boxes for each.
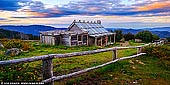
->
[42,53,146,83]
[0,55,52,65]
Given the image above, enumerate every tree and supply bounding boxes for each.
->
[124,32,135,41]
[135,30,158,42]
[166,37,170,42]
[152,34,159,41]
[27,34,39,40]
[114,30,123,42]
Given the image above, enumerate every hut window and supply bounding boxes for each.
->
[71,35,77,40]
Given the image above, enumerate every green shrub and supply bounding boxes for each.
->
[22,42,30,51]
[3,40,22,49]
[3,39,31,51]
[165,42,170,46]
[143,45,170,70]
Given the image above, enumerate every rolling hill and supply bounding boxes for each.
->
[106,27,170,38]
[0,29,38,40]
[0,25,67,36]
[0,25,169,38]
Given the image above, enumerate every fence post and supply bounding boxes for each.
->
[42,58,54,85]
[137,47,142,54]
[113,48,117,60]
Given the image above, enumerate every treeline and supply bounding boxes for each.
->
[0,28,39,40]
[112,30,160,42]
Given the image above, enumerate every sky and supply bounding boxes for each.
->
[0,0,169,28]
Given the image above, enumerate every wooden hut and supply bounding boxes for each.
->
[40,20,116,46]
[40,30,88,46]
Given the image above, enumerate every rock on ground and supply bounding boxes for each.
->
[4,48,23,56]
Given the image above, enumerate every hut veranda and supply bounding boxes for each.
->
[40,20,116,46]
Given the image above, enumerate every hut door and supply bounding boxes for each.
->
[55,36,60,45]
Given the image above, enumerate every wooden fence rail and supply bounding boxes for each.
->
[0,44,150,65]
[42,53,146,83]
[0,43,151,85]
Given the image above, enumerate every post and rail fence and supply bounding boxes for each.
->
[0,43,159,85]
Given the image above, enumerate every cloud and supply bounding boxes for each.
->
[0,18,7,20]
[132,1,170,17]
[6,0,170,19]
[0,0,30,11]
[0,18,16,22]
[45,0,170,17]
[20,0,45,12]
[10,0,122,18]
[10,9,48,18]
[136,1,170,11]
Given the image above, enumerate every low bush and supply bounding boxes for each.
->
[143,45,170,70]
[2,39,31,51]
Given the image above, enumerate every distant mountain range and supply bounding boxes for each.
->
[106,27,170,38]
[0,25,169,38]
[143,27,170,32]
[0,25,66,36]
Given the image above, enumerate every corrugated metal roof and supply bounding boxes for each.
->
[41,20,115,37]
[74,22,113,37]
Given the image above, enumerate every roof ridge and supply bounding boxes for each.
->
[73,20,101,24]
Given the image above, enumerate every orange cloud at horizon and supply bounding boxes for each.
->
[136,1,170,11]
[17,9,49,18]
[26,11,48,18]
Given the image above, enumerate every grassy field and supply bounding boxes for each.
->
[1,41,169,85]
[55,44,170,85]
[55,55,170,85]
[0,41,140,81]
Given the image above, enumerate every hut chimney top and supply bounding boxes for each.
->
[83,20,85,23]
[97,20,101,24]
[73,20,76,23]
[79,20,81,22]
